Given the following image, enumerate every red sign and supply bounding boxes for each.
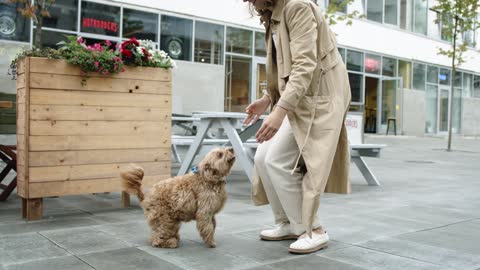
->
[82,18,118,33]
[365,58,380,72]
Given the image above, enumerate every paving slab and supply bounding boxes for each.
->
[245,255,367,270]
[5,256,93,270]
[0,233,69,266]
[79,247,184,270]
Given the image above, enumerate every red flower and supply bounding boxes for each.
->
[121,49,133,58]
[130,37,140,46]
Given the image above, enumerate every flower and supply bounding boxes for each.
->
[105,40,112,46]
[76,37,84,44]
[121,49,133,58]
[94,61,99,68]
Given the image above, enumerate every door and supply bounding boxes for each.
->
[378,77,401,134]
[252,58,267,102]
[439,86,450,133]
[225,56,252,112]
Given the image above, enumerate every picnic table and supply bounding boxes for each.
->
[176,112,262,182]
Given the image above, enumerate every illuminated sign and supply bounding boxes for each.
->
[82,18,118,33]
[365,58,380,72]
[439,74,448,81]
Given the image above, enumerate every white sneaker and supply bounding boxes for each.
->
[288,231,329,254]
[260,223,300,241]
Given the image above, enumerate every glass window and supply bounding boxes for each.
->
[347,50,363,72]
[43,0,78,31]
[365,54,381,74]
[427,2,441,39]
[338,47,346,63]
[439,68,451,85]
[473,75,480,98]
[81,2,120,37]
[161,15,193,61]
[454,71,462,88]
[33,30,69,49]
[400,0,413,31]
[255,32,266,57]
[463,30,475,47]
[427,65,438,83]
[329,0,347,13]
[412,63,426,90]
[123,9,158,41]
[398,60,412,89]
[227,27,252,55]
[440,15,453,42]
[348,73,363,103]
[463,73,473,98]
[194,21,224,65]
[225,56,251,112]
[452,87,462,133]
[413,0,427,35]
[382,57,396,77]
[367,0,383,23]
[384,0,398,25]
[0,1,30,42]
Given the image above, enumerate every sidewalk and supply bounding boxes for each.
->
[0,136,479,270]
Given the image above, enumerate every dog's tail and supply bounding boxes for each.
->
[121,164,145,202]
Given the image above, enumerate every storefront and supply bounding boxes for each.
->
[0,0,479,137]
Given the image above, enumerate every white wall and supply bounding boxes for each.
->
[461,98,480,136]
[172,61,225,114]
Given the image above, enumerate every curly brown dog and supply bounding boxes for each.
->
[121,147,235,248]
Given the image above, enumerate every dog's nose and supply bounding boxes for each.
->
[227,147,234,154]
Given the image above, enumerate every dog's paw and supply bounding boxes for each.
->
[206,241,217,248]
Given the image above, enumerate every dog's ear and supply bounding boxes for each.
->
[200,162,219,178]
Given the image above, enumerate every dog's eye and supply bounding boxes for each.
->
[217,152,223,158]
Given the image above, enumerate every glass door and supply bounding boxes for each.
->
[439,87,450,133]
[225,55,252,112]
[425,84,438,134]
[252,58,267,102]
[378,77,400,133]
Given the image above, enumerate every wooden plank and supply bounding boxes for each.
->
[17,180,26,198]
[17,165,25,182]
[17,88,26,104]
[17,149,25,166]
[30,73,172,95]
[29,135,171,151]
[24,57,31,197]
[30,89,171,108]
[29,58,172,81]
[25,198,43,221]
[28,148,170,167]
[16,73,25,89]
[29,161,170,182]
[17,59,25,75]
[16,135,25,150]
[30,105,171,121]
[16,118,25,135]
[28,175,171,198]
[30,120,170,136]
[121,192,130,208]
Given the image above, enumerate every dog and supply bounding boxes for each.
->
[121,147,236,248]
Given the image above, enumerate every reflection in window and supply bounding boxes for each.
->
[462,73,473,97]
[33,30,69,49]
[347,50,363,72]
[227,27,252,55]
[195,21,224,65]
[367,0,383,23]
[412,63,426,90]
[0,1,30,42]
[81,1,120,37]
[427,4,441,39]
[338,47,346,63]
[400,0,413,31]
[382,57,396,77]
[454,71,462,88]
[473,76,480,98]
[439,68,451,85]
[453,87,462,133]
[398,60,412,89]
[123,9,158,41]
[161,16,193,61]
[43,0,78,31]
[427,65,438,84]
[425,84,438,133]
[384,0,398,25]
[365,54,381,75]
[348,73,363,103]
[414,0,427,35]
[328,0,347,13]
[255,32,266,57]
[225,56,251,112]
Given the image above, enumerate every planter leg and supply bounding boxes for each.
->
[121,192,130,208]
[25,198,43,221]
[21,198,27,218]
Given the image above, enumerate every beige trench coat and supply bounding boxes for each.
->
[251,0,352,234]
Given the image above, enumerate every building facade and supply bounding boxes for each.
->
[0,0,479,138]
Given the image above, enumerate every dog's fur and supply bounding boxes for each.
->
[121,147,235,248]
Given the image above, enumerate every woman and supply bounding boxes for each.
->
[243,0,351,254]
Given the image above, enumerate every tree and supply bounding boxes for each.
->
[8,0,56,49]
[431,0,479,151]
[323,0,365,26]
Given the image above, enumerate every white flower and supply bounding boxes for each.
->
[136,46,144,56]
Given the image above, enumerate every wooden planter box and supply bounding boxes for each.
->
[16,57,172,220]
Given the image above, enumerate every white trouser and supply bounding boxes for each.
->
[254,117,322,235]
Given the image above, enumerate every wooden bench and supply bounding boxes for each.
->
[0,145,17,201]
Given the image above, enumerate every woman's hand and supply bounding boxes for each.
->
[256,106,288,143]
[243,96,271,125]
